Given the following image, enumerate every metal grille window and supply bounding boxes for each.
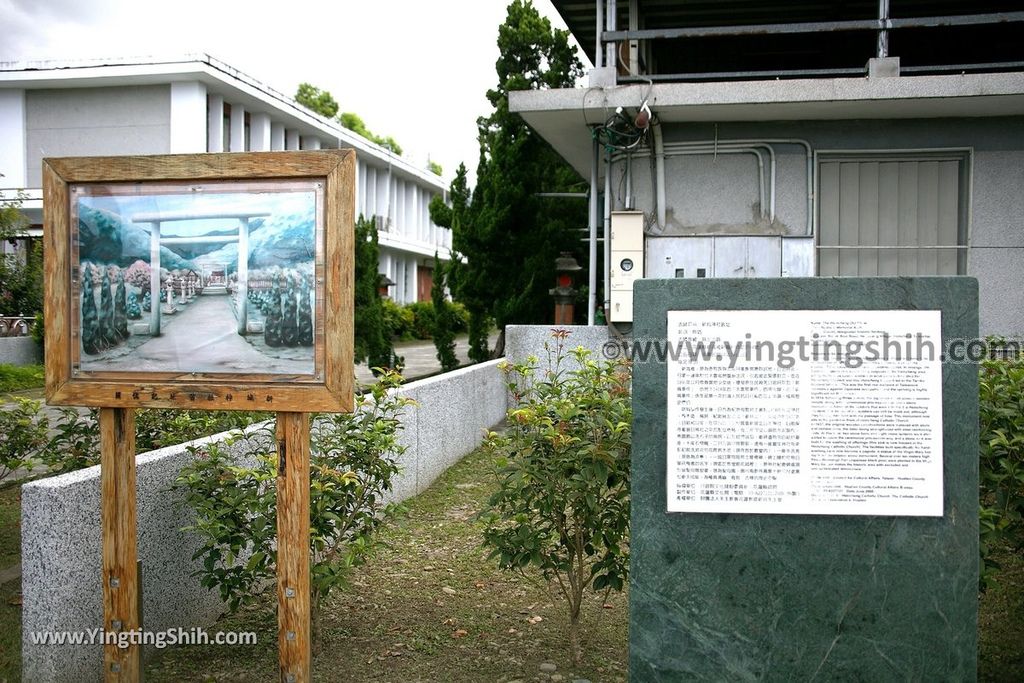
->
[817,153,969,276]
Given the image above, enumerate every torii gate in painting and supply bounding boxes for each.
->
[131,209,270,336]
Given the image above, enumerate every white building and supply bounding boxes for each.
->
[0,54,451,304]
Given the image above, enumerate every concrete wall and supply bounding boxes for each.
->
[25,86,171,187]
[614,117,1024,334]
[504,324,613,370]
[0,336,40,365]
[0,88,27,187]
[21,359,507,682]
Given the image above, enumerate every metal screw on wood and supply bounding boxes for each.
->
[287,631,296,641]
[109,577,120,588]
[286,674,296,683]
[111,620,122,631]
[110,663,121,673]
[285,587,295,598]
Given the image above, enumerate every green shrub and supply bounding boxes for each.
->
[406,301,435,340]
[480,332,631,665]
[0,363,44,393]
[174,370,412,650]
[42,407,100,475]
[0,397,48,483]
[381,298,415,341]
[135,409,264,453]
[979,340,1024,588]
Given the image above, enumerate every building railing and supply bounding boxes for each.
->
[0,315,32,337]
[598,5,1024,84]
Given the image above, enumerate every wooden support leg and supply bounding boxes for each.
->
[277,412,311,682]
[99,407,140,681]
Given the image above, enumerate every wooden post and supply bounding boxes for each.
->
[276,412,311,682]
[99,407,141,681]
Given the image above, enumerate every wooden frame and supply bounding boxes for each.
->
[43,151,354,413]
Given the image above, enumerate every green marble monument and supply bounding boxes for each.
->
[630,277,978,681]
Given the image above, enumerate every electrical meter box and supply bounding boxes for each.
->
[609,211,645,323]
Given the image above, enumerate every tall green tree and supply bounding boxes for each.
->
[295,82,339,119]
[433,0,586,360]
[0,194,42,317]
[430,253,458,372]
[293,83,403,154]
[353,215,397,371]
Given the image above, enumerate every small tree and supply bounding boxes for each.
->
[430,254,458,372]
[979,340,1024,588]
[480,332,632,665]
[175,370,413,651]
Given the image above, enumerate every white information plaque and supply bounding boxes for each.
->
[666,310,943,516]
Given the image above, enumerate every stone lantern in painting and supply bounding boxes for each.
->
[549,252,581,325]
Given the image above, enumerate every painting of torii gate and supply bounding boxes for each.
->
[71,181,321,377]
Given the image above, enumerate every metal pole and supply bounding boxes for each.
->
[588,138,599,326]
[878,0,890,58]
[595,0,604,69]
[603,149,612,322]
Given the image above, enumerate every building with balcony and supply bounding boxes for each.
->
[510,1,1024,334]
[0,54,451,304]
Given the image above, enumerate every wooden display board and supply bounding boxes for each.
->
[43,150,355,682]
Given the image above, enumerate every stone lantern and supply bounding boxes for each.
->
[549,252,581,325]
[378,274,395,298]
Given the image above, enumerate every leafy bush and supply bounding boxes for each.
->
[381,298,415,341]
[406,302,435,340]
[979,340,1024,587]
[135,410,264,453]
[174,371,412,649]
[0,397,48,483]
[0,363,44,393]
[42,407,100,475]
[480,332,631,665]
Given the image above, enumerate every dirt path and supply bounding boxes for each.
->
[87,295,313,375]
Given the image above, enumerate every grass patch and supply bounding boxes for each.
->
[145,445,629,682]
[0,486,21,570]
[0,364,44,394]
[0,485,22,682]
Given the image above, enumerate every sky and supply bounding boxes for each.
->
[0,0,588,186]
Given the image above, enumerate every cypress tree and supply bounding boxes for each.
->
[81,263,100,355]
[297,273,313,346]
[113,271,128,341]
[99,267,115,350]
[281,272,299,347]
[264,273,283,347]
[353,215,396,371]
[430,253,458,372]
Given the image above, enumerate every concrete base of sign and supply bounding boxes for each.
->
[630,277,979,681]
